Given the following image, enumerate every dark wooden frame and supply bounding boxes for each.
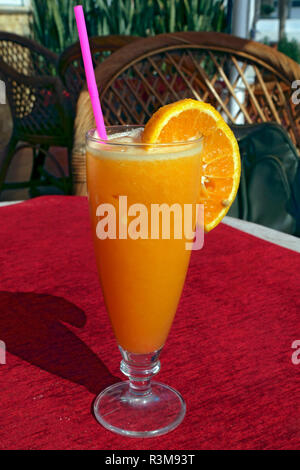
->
[57,35,137,112]
[0,32,73,196]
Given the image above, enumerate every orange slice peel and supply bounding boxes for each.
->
[141,99,241,232]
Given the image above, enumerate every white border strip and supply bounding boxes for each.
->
[223,216,300,253]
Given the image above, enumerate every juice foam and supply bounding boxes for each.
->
[87,128,202,160]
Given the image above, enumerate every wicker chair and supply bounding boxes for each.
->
[72,32,300,196]
[0,32,73,196]
[57,35,137,117]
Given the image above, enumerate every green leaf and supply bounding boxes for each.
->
[30,0,228,52]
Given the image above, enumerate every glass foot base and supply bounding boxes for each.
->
[94,380,186,438]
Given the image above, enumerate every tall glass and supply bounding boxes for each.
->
[86,126,202,437]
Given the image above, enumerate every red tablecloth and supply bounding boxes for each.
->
[0,196,299,450]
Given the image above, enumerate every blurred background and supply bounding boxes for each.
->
[0,1,298,56]
[0,0,299,203]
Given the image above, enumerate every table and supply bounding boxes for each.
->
[0,196,299,450]
[1,201,299,253]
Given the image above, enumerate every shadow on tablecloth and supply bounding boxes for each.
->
[0,291,117,394]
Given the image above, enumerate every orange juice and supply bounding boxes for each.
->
[86,126,202,354]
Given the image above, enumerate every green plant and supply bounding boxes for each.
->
[30,0,93,53]
[263,35,300,64]
[260,3,275,17]
[278,36,300,64]
[30,0,227,54]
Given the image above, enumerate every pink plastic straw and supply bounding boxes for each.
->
[74,5,107,140]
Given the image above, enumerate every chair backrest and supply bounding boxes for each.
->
[0,32,58,76]
[57,35,137,111]
[72,32,300,194]
[0,32,70,141]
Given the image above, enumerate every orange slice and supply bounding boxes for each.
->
[142,99,241,232]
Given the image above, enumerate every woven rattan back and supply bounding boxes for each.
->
[0,32,70,141]
[58,35,137,111]
[0,32,58,76]
[73,32,300,195]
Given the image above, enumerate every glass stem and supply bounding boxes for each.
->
[119,346,162,397]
